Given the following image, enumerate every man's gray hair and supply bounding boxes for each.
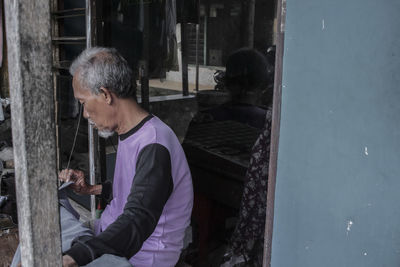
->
[70,47,136,98]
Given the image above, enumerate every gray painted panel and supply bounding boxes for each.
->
[271,0,400,266]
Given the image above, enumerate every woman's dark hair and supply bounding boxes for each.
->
[225,48,272,105]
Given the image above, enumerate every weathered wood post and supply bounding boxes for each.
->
[4,0,62,266]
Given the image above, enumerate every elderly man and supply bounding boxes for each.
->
[59,47,193,267]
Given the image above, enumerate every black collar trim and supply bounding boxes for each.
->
[119,114,154,141]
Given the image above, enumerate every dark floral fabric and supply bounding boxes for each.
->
[230,107,272,265]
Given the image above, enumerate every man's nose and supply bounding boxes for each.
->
[83,108,89,119]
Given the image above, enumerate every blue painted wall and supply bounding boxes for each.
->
[271,0,400,266]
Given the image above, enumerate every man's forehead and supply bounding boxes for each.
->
[72,76,91,99]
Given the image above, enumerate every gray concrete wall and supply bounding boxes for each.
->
[271,0,400,266]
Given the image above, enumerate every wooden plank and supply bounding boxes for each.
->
[52,36,86,41]
[263,0,286,266]
[4,0,62,265]
[51,8,86,15]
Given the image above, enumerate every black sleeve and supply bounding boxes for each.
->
[65,143,174,266]
[100,180,113,204]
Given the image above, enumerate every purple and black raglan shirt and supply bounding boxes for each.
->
[66,115,194,267]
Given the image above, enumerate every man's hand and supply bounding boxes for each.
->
[59,169,91,195]
[16,255,78,267]
[63,255,78,267]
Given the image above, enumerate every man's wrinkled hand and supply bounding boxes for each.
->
[59,169,91,195]
[63,255,78,267]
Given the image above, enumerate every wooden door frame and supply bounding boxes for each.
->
[263,0,286,266]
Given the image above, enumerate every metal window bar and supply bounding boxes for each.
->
[180,15,189,96]
[195,23,199,92]
[139,2,150,110]
[86,0,97,220]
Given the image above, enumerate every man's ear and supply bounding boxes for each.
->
[99,87,113,105]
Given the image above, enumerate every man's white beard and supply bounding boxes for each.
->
[88,119,114,139]
[98,129,114,139]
